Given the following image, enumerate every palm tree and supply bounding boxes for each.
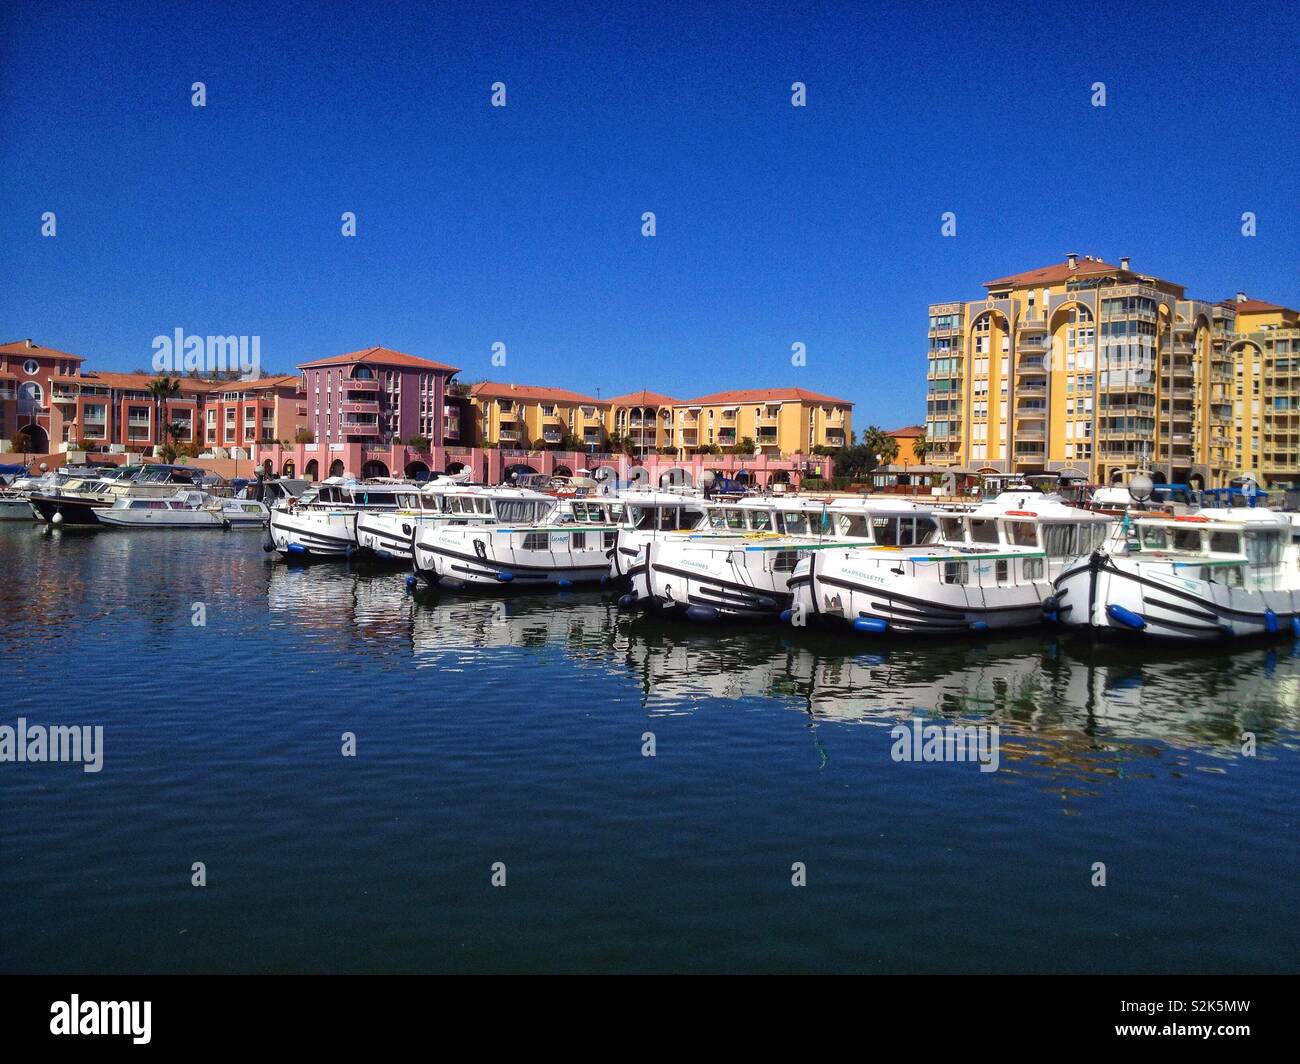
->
[148,375,182,455]
[862,425,899,467]
[912,430,929,464]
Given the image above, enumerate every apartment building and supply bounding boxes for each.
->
[298,346,460,447]
[925,254,1296,488]
[661,388,851,457]
[467,382,611,451]
[0,339,87,454]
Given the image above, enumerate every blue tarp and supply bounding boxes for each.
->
[0,464,29,475]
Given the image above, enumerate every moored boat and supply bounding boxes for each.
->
[789,494,1114,634]
[1054,508,1300,640]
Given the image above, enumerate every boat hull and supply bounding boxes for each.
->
[1055,551,1300,641]
[789,549,1052,635]
[0,498,36,520]
[626,539,793,620]
[268,507,358,558]
[412,526,613,589]
[29,494,109,526]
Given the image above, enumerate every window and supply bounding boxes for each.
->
[1023,558,1044,580]
[522,532,549,550]
[943,560,969,584]
[772,550,801,572]
[995,560,1009,584]
[969,519,999,544]
[1209,531,1241,554]
[1006,521,1038,547]
[570,532,587,550]
[23,358,40,375]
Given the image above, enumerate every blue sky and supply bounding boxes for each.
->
[2,0,1297,427]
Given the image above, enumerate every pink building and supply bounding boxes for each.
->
[298,346,460,449]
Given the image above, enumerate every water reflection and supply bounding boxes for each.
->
[260,559,1300,762]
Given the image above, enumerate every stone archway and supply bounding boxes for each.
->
[329,459,346,478]
[502,462,538,484]
[552,464,573,478]
[404,460,431,480]
[304,459,318,481]
[14,424,49,454]
[658,467,694,488]
[361,460,389,479]
[281,460,296,477]
[446,461,466,475]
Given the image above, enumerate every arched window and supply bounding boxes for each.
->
[352,366,374,380]
[18,382,42,403]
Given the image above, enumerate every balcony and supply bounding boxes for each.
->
[340,400,379,414]
[499,429,520,442]
[343,379,380,392]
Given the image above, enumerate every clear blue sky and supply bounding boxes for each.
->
[2,0,1297,427]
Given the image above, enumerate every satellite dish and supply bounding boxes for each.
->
[1129,471,1154,502]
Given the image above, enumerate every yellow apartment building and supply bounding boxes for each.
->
[1226,295,1300,484]
[467,382,611,451]
[470,383,853,459]
[926,254,1296,488]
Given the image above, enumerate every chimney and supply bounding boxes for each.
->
[1066,253,1078,270]
[25,339,33,349]
[1120,256,1130,271]
[1236,291,1247,304]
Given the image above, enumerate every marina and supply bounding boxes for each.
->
[1,521,1298,974]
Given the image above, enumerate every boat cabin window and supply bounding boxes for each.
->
[1140,526,1167,550]
[1245,529,1284,569]
[1200,564,1245,587]
[837,513,870,538]
[710,508,747,530]
[1004,520,1038,547]
[496,499,545,523]
[522,532,549,550]
[778,512,810,535]
[939,517,965,542]
[1023,557,1044,580]
[772,550,801,572]
[1209,531,1240,554]
[748,510,773,532]
[1170,527,1204,552]
[1041,522,1107,558]
[942,560,969,585]
[969,519,1000,545]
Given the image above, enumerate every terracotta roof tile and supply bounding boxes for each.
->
[297,345,460,373]
[606,389,680,406]
[0,340,86,361]
[470,381,606,405]
[982,258,1127,288]
[678,386,852,407]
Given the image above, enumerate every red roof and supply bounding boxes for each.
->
[470,381,606,405]
[606,389,680,407]
[297,345,459,373]
[52,371,216,395]
[678,386,852,407]
[1226,298,1297,315]
[0,339,86,362]
[885,425,925,438]
[983,257,1128,288]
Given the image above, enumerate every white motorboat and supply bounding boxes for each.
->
[411,487,620,589]
[1053,507,1300,640]
[267,479,416,558]
[97,490,269,529]
[0,491,36,520]
[788,493,1114,634]
[608,490,711,579]
[354,474,480,561]
[625,496,935,620]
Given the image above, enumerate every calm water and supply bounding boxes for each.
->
[1,523,1298,974]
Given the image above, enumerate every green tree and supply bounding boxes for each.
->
[833,444,879,482]
[912,431,929,464]
[734,435,756,455]
[148,375,182,451]
[407,434,431,452]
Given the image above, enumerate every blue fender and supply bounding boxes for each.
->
[1106,603,1146,630]
[685,605,720,622]
[852,616,888,634]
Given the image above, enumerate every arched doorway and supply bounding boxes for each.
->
[328,459,346,478]
[15,424,49,454]
[404,460,431,480]
[552,464,573,478]
[446,461,466,475]
[769,469,791,485]
[281,460,296,477]
[304,459,318,481]
[658,468,694,488]
[262,459,273,475]
[361,460,389,479]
